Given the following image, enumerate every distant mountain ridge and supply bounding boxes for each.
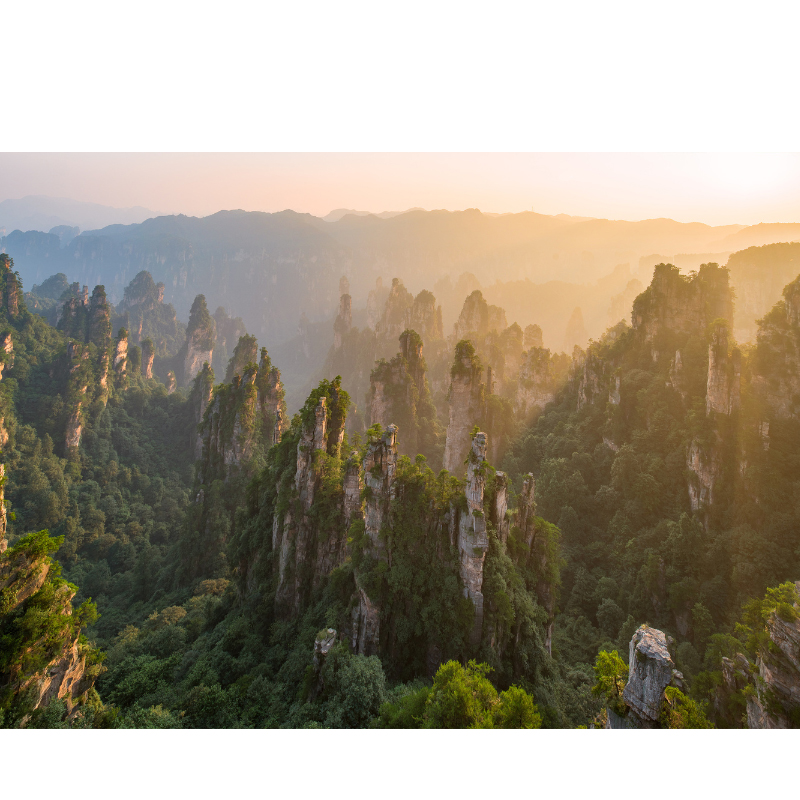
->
[2,207,797,402]
[0,195,159,236]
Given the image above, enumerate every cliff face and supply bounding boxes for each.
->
[352,425,398,655]
[743,582,800,729]
[632,262,733,342]
[406,289,443,342]
[256,349,288,445]
[0,254,23,318]
[116,270,180,351]
[458,432,490,646]
[273,389,348,617]
[224,334,258,383]
[333,292,352,350]
[686,440,719,511]
[197,352,287,477]
[605,625,685,729]
[0,526,102,725]
[752,275,800,420]
[0,464,6,553]
[576,351,605,411]
[182,294,216,386]
[367,330,444,465]
[514,347,557,419]
[374,278,414,341]
[706,322,740,416]
[454,290,507,340]
[113,329,128,385]
[191,363,215,459]
[141,338,155,379]
[622,626,676,727]
[0,330,14,380]
[727,242,800,343]
[443,341,485,474]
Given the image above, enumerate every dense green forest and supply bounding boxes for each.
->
[1,251,799,729]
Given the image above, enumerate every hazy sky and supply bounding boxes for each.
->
[1,153,799,226]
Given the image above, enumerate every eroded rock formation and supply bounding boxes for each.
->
[333,292,352,350]
[0,507,102,724]
[443,341,485,474]
[458,432,490,646]
[367,330,443,463]
[744,582,800,729]
[183,294,216,385]
[632,262,733,342]
[706,322,741,416]
[141,338,155,379]
[454,290,507,340]
[113,329,128,383]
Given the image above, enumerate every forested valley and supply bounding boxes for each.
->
[2,239,800,729]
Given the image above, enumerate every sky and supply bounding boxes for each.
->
[1,153,799,227]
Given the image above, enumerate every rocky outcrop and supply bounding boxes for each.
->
[166,371,177,394]
[562,306,589,353]
[366,277,389,331]
[351,586,381,657]
[667,350,687,399]
[271,384,349,617]
[515,347,555,418]
[510,473,555,655]
[113,329,128,383]
[256,349,288,445]
[744,581,800,729]
[686,439,719,511]
[0,254,22,318]
[524,324,543,349]
[182,294,216,385]
[0,331,13,380]
[458,432,490,647]
[0,463,6,553]
[362,424,398,558]
[727,242,800,343]
[632,262,733,342]
[751,275,800,420]
[333,292,352,350]
[517,351,547,407]
[454,290,507,340]
[405,289,443,342]
[349,425,399,655]
[367,330,442,462]
[706,322,740,416]
[191,363,215,459]
[224,334,258,383]
[141,338,155,379]
[623,626,676,727]
[577,351,604,411]
[117,271,168,343]
[375,278,414,341]
[65,403,84,450]
[443,341,485,474]
[0,526,102,725]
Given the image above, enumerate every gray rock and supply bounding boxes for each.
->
[623,625,675,725]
